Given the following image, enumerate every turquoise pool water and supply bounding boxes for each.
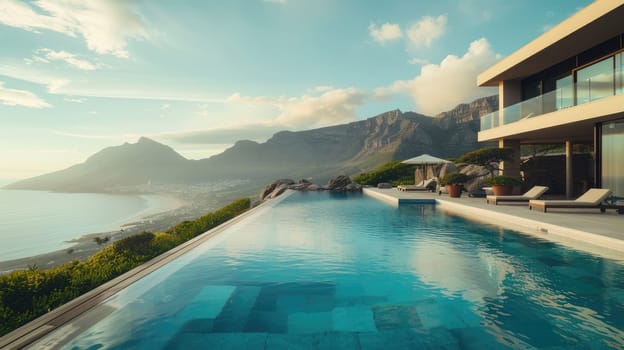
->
[34,192,624,349]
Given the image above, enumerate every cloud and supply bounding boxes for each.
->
[0,0,148,57]
[0,81,51,108]
[64,97,85,103]
[407,15,447,48]
[226,87,367,129]
[263,0,288,3]
[369,22,402,44]
[408,58,429,65]
[310,85,334,93]
[375,38,500,115]
[159,124,281,145]
[46,79,69,93]
[37,49,99,70]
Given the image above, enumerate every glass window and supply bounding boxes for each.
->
[602,119,624,199]
[556,75,573,110]
[576,57,614,105]
[616,52,624,95]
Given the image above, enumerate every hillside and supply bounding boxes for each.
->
[5,137,199,192]
[5,96,498,192]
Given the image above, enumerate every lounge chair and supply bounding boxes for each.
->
[528,188,612,213]
[397,178,437,192]
[486,186,549,205]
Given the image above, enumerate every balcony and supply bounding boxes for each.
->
[481,80,624,131]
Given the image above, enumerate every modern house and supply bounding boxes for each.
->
[477,0,624,199]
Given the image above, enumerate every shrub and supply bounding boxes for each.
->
[440,173,470,186]
[457,147,515,177]
[353,161,414,186]
[0,197,251,336]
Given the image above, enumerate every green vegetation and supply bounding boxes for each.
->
[440,173,470,186]
[353,161,414,186]
[457,147,515,177]
[484,175,523,186]
[0,198,250,336]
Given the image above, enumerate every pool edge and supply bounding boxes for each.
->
[363,187,624,257]
[0,194,288,350]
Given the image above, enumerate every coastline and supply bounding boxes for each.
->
[0,194,188,274]
[0,181,259,274]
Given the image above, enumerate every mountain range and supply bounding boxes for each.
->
[5,95,498,192]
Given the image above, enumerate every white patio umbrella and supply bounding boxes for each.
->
[401,154,451,184]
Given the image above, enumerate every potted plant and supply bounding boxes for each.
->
[484,175,522,196]
[440,173,470,198]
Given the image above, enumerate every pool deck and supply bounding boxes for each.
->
[364,187,624,257]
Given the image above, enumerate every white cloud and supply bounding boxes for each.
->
[369,22,402,44]
[0,0,148,58]
[408,57,429,65]
[0,81,51,108]
[226,87,367,129]
[310,85,334,93]
[47,79,69,93]
[159,124,280,145]
[375,38,500,115]
[263,0,288,3]
[407,15,447,48]
[161,103,171,110]
[38,49,98,70]
[64,97,85,103]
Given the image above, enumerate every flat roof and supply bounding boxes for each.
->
[478,1,624,87]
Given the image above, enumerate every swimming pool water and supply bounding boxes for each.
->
[33,192,624,349]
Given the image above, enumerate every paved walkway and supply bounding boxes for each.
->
[364,188,624,259]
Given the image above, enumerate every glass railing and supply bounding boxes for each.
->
[480,82,623,131]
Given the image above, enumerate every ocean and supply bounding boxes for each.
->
[0,188,181,262]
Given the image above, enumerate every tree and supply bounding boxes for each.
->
[457,147,515,177]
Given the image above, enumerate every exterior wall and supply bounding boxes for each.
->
[498,139,521,179]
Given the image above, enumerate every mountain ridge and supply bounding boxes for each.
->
[5,95,498,192]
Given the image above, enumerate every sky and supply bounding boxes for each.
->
[0,0,592,180]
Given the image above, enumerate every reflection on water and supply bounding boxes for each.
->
[33,192,624,350]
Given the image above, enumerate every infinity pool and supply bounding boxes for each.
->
[32,192,624,349]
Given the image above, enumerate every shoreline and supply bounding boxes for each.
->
[0,183,257,274]
[0,195,189,274]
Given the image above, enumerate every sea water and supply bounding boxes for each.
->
[0,189,180,261]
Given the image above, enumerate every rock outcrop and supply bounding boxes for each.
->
[259,179,295,201]
[259,175,362,201]
[326,175,362,192]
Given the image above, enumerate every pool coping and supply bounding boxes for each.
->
[0,195,286,350]
[363,188,624,258]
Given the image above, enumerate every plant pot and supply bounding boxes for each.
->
[446,184,462,198]
[491,185,513,196]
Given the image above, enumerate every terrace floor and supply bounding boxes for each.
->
[364,187,624,260]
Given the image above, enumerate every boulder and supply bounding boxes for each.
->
[307,184,320,191]
[268,183,289,199]
[459,164,489,196]
[326,175,352,192]
[438,163,459,180]
[346,183,362,192]
[259,179,294,200]
[377,182,392,189]
[326,175,362,192]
